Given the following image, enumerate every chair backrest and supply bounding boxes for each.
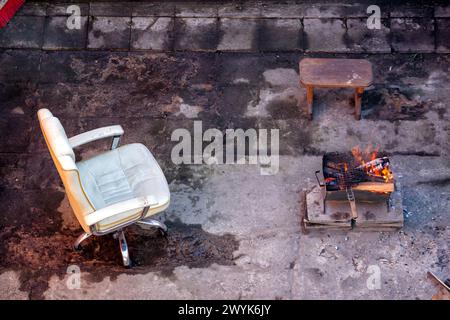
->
[38,109,94,232]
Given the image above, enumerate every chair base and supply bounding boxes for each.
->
[113,230,131,267]
[136,218,168,235]
[73,232,91,251]
[73,219,168,267]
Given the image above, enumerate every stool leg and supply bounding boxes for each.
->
[354,87,364,120]
[306,86,314,120]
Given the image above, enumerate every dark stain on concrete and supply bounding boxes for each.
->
[435,107,447,119]
[306,267,324,280]
[363,87,430,121]
[216,85,256,121]
[164,164,211,190]
[293,123,319,155]
[385,54,430,83]
[434,249,450,272]
[302,21,309,52]
[392,151,440,157]
[256,19,303,52]
[341,29,353,49]
[93,30,102,39]
[417,178,450,187]
[130,220,238,270]
[174,18,219,51]
[267,96,301,119]
[364,211,376,220]
[331,211,350,221]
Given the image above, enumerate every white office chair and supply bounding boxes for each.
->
[38,109,170,266]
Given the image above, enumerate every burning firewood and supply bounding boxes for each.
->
[322,150,394,192]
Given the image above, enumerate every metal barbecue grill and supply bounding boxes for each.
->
[306,151,403,229]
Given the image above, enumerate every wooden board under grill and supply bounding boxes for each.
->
[325,182,394,202]
[304,183,404,231]
[352,182,394,193]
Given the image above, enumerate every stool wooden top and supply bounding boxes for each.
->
[299,58,373,88]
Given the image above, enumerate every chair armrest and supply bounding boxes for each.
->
[68,125,124,148]
[59,155,78,171]
[85,196,158,227]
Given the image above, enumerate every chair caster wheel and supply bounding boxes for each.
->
[137,218,168,236]
[124,260,135,269]
[73,233,91,252]
[159,228,168,237]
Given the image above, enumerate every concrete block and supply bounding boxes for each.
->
[258,19,303,51]
[88,16,131,49]
[436,19,450,53]
[0,16,44,49]
[303,18,348,52]
[174,18,218,51]
[346,18,391,53]
[435,5,450,17]
[218,18,258,51]
[43,16,88,50]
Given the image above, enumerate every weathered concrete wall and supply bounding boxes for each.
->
[1,1,450,53]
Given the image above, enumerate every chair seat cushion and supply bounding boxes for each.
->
[77,143,170,232]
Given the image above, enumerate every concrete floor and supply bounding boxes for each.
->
[1,51,449,299]
[0,2,450,300]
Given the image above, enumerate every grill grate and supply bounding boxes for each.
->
[322,152,391,191]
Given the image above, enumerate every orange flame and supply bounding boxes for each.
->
[351,146,393,183]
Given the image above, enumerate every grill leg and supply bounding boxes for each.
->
[346,187,358,219]
[73,232,91,251]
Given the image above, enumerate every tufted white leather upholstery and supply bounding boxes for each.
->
[77,143,170,231]
[38,109,170,234]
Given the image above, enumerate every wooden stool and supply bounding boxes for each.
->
[299,58,373,120]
